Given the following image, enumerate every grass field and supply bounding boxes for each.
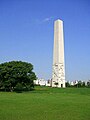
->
[0,87,90,120]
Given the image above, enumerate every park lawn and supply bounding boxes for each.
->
[0,87,90,120]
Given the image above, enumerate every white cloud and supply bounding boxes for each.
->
[42,17,53,23]
[35,17,53,25]
[43,17,51,22]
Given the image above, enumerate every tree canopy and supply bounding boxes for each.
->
[0,61,36,92]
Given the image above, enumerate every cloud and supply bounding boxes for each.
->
[43,17,52,22]
[35,17,53,25]
[42,17,53,23]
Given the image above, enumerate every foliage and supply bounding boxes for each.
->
[15,83,23,93]
[65,82,70,87]
[66,81,86,88]
[0,61,36,92]
[86,80,90,87]
[76,81,85,87]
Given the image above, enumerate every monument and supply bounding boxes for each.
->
[52,19,65,88]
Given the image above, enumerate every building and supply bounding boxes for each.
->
[34,79,46,86]
[52,19,65,88]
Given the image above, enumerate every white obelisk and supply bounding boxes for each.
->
[52,19,65,88]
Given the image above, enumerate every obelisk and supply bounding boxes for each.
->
[52,19,65,88]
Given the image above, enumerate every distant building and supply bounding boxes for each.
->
[34,78,46,86]
[70,81,74,86]
[34,79,51,86]
[85,80,90,86]
[69,80,78,86]
[46,80,51,87]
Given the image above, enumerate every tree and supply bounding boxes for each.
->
[77,81,82,87]
[76,81,85,87]
[87,80,90,87]
[65,82,70,87]
[0,61,36,92]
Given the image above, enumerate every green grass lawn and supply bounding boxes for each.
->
[0,87,90,120]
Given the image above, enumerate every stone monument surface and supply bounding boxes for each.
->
[52,19,65,88]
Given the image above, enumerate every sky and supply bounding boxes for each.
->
[0,0,90,81]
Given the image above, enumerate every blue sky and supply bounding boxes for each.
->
[0,0,90,81]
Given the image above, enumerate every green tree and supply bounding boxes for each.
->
[76,81,85,88]
[66,82,70,87]
[0,61,36,92]
[87,80,90,87]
